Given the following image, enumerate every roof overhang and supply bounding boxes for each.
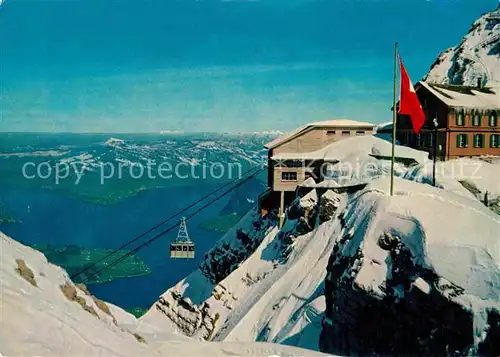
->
[264,120,376,150]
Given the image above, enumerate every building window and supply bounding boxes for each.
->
[426,132,433,148]
[456,134,468,148]
[473,134,484,148]
[281,172,297,182]
[489,112,497,127]
[491,134,500,148]
[456,111,465,126]
[472,112,482,126]
[356,130,365,135]
[327,130,336,135]
[417,133,424,147]
[341,131,350,136]
[281,160,304,168]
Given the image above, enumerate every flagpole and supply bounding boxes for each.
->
[390,42,398,196]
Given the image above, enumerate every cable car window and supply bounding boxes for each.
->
[189,246,194,251]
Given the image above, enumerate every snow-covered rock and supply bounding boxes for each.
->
[139,210,281,339]
[318,190,342,224]
[0,231,171,356]
[0,231,332,357]
[424,6,500,87]
[320,177,500,356]
[140,188,348,352]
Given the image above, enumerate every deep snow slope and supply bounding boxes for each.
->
[320,177,500,356]
[424,6,500,86]
[0,231,167,356]
[140,188,345,351]
[0,231,331,357]
[405,157,500,214]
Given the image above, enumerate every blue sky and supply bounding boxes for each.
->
[0,0,497,133]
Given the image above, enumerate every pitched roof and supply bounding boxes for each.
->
[418,81,500,110]
[271,135,428,163]
[264,119,375,149]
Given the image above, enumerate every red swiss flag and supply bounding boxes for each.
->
[399,57,425,134]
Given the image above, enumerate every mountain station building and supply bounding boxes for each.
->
[259,119,376,224]
[382,81,500,160]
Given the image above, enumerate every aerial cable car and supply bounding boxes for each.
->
[170,217,195,259]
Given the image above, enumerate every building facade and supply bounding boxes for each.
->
[264,120,375,193]
[394,82,499,160]
[259,120,375,224]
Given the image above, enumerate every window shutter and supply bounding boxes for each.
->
[491,135,495,148]
[465,134,469,147]
[456,135,460,148]
[481,135,484,148]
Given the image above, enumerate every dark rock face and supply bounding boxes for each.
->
[478,309,500,357]
[200,213,276,284]
[319,191,341,224]
[288,190,319,234]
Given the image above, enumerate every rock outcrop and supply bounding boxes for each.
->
[424,7,500,86]
[320,179,500,357]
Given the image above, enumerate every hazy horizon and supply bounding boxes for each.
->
[1,0,497,133]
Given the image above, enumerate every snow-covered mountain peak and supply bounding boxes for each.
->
[424,7,500,87]
[104,137,126,147]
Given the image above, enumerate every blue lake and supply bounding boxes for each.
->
[0,185,227,309]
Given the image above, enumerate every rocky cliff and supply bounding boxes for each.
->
[320,178,500,357]
[424,6,500,86]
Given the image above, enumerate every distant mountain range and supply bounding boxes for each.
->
[0,133,271,205]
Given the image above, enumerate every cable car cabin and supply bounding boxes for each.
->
[170,217,195,259]
[170,242,195,259]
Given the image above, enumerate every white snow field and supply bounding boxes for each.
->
[352,177,499,300]
[0,231,332,357]
[405,157,500,201]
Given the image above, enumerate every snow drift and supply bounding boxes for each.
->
[0,231,331,357]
